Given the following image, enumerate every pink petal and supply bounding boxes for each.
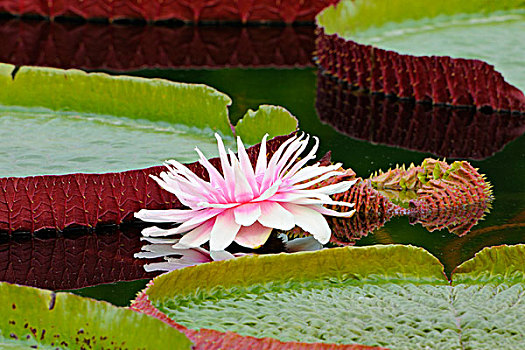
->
[235,222,273,248]
[215,133,235,201]
[209,210,241,251]
[236,136,258,194]
[234,203,262,226]
[231,150,254,202]
[313,205,356,218]
[281,203,331,244]
[173,219,215,248]
[261,135,297,190]
[257,201,295,230]
[171,208,224,235]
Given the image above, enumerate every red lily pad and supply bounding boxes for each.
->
[316,1,525,113]
[0,20,316,70]
[316,72,525,159]
[131,244,525,349]
[0,0,339,23]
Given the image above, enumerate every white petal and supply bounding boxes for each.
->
[173,219,215,248]
[141,226,177,237]
[140,237,179,244]
[234,203,262,226]
[134,244,180,259]
[285,236,323,252]
[261,135,297,190]
[313,205,356,218]
[237,136,258,193]
[255,133,268,176]
[210,250,237,261]
[209,210,241,251]
[281,203,331,244]
[234,222,273,248]
[284,136,319,179]
[257,201,295,230]
[135,208,199,223]
[215,133,235,200]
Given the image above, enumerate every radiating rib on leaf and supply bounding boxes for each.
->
[131,244,525,349]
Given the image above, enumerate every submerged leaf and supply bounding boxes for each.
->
[132,244,525,349]
[0,282,192,349]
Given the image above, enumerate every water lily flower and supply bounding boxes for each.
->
[135,133,356,251]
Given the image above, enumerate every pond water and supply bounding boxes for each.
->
[0,20,524,306]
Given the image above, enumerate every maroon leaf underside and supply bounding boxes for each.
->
[0,20,316,71]
[0,0,340,23]
[0,227,157,290]
[131,290,387,350]
[316,72,525,160]
[315,27,525,113]
[0,133,294,235]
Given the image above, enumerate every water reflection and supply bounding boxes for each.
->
[316,72,525,160]
[0,19,315,70]
[0,225,156,290]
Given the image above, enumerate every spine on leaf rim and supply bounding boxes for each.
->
[315,27,525,113]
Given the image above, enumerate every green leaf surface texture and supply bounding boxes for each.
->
[145,244,525,349]
[0,64,297,176]
[0,282,192,349]
[317,0,525,91]
[0,63,232,133]
[235,104,299,145]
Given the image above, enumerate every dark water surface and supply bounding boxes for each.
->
[0,21,524,306]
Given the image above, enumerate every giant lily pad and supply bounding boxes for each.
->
[0,63,297,233]
[133,244,525,349]
[0,282,192,349]
[0,0,339,23]
[0,20,316,71]
[316,0,525,112]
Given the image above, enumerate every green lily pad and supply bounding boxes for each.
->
[0,282,192,349]
[139,244,525,349]
[318,0,525,91]
[235,105,299,145]
[0,63,297,177]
